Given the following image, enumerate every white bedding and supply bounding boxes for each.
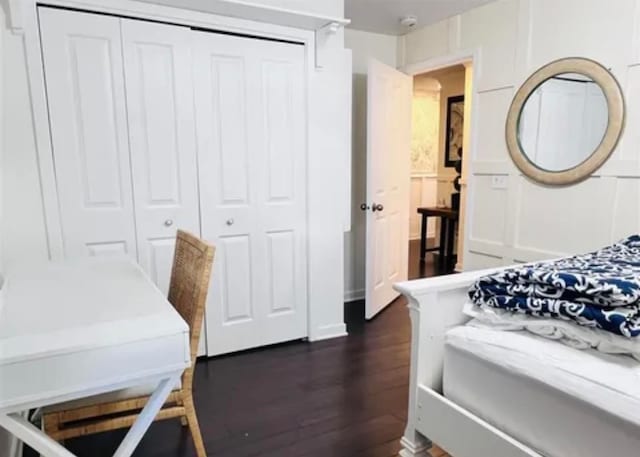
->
[464,300,640,360]
[444,325,640,457]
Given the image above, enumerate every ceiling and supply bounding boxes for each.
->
[345,0,497,36]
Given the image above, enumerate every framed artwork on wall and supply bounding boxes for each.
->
[445,95,465,167]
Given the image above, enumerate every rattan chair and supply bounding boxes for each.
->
[41,230,215,457]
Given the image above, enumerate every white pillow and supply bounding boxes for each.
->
[464,301,640,361]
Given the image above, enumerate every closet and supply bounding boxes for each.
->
[38,6,308,356]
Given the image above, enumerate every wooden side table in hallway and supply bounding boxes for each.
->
[417,207,459,273]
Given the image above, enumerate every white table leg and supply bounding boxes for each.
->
[112,372,181,457]
[0,411,76,457]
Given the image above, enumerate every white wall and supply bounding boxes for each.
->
[344,28,397,301]
[399,0,640,269]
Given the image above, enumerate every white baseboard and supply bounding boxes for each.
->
[344,288,365,302]
[310,323,348,341]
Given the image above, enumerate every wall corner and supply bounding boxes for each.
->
[396,34,406,68]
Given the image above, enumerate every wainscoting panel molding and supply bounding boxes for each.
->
[399,0,640,271]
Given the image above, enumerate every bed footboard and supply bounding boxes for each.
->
[394,267,507,457]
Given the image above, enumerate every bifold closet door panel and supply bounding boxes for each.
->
[38,7,137,258]
[121,19,206,356]
[120,19,201,293]
[194,32,308,355]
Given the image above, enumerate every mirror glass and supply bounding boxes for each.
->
[517,72,609,172]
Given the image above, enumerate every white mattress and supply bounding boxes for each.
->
[444,325,640,457]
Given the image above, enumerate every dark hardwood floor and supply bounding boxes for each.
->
[26,240,445,457]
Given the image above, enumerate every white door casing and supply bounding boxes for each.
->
[194,32,308,355]
[365,59,412,320]
[121,18,205,354]
[39,7,138,258]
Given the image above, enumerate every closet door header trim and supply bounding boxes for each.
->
[38,4,305,45]
[31,0,315,44]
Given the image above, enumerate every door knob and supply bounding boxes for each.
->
[372,203,384,212]
[360,203,370,211]
[226,219,235,226]
[164,219,174,227]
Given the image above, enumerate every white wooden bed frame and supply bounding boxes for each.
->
[394,266,544,457]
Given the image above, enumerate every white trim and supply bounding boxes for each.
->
[34,0,317,48]
[309,323,348,342]
[402,49,478,77]
[30,0,344,69]
[4,0,349,32]
[344,288,365,302]
[18,1,65,260]
[410,172,438,178]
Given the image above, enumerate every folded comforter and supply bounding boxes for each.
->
[469,235,640,338]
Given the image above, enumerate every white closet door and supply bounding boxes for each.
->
[121,19,205,355]
[121,19,200,291]
[39,7,137,258]
[194,32,307,356]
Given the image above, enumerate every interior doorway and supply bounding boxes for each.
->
[363,55,475,320]
[409,63,472,280]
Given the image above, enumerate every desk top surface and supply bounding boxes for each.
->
[417,207,459,218]
[0,257,188,364]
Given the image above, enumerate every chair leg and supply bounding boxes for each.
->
[176,398,188,426]
[183,394,207,457]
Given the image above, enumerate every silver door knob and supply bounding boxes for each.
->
[226,219,234,226]
[372,203,384,212]
[164,219,174,227]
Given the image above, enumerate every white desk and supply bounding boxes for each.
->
[0,257,190,457]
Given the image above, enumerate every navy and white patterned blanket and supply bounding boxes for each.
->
[469,235,640,338]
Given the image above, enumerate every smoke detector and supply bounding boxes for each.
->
[400,15,418,29]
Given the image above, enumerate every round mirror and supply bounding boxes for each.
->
[506,58,625,185]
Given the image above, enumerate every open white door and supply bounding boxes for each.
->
[365,59,412,319]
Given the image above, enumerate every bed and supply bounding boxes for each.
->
[394,266,640,457]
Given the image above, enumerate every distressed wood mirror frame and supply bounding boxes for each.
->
[505,57,625,185]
